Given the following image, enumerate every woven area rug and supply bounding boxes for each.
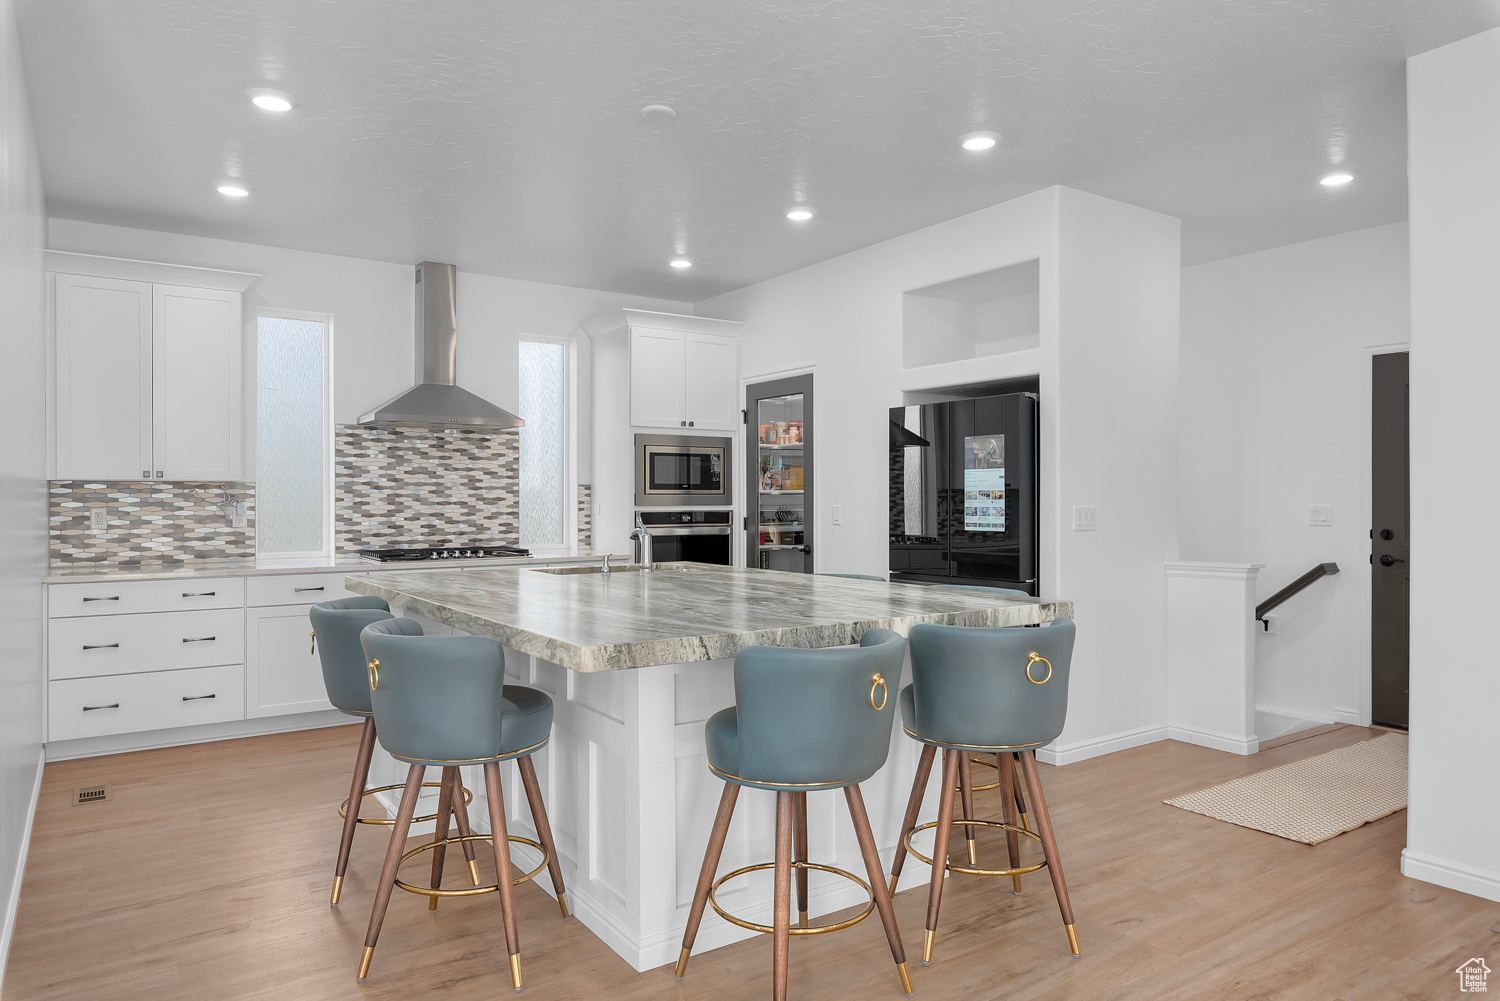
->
[1163,732,1408,845]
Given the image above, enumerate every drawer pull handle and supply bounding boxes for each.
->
[182,591,217,597]
[82,596,120,602]
[182,636,217,643]
[294,586,325,592]
[82,643,121,650]
[182,694,217,702]
[83,703,120,712]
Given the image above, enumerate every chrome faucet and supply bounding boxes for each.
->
[630,514,654,573]
[601,553,612,575]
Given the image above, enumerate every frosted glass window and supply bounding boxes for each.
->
[519,341,567,548]
[257,316,327,555]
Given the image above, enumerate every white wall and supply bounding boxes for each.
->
[0,0,48,980]
[1179,222,1410,727]
[45,219,691,487]
[1404,27,1500,903]
[696,186,1183,763]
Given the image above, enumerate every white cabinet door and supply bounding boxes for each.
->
[246,604,334,717]
[152,284,242,481]
[54,274,154,480]
[683,332,739,430]
[628,327,686,428]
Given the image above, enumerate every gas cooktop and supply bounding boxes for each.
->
[358,545,531,564]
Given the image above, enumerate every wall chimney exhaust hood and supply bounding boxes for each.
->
[358,262,525,430]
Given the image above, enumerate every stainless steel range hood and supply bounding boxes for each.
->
[358,262,525,430]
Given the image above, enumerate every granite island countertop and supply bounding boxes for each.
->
[344,563,1074,672]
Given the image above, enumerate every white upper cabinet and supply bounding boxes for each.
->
[683,332,739,430]
[629,327,687,428]
[54,275,154,480]
[50,255,257,482]
[152,285,242,481]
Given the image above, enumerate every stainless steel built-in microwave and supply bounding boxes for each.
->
[635,434,733,506]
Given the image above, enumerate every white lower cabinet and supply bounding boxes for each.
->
[48,608,244,680]
[48,664,245,741]
[245,604,334,718]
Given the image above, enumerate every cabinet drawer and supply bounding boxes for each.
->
[246,573,356,607]
[48,664,245,741]
[49,609,245,680]
[49,577,244,617]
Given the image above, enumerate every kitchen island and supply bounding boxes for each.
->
[344,563,1071,971]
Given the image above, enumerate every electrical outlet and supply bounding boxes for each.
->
[1309,505,1332,527]
[232,501,248,528]
[831,505,843,526]
[89,508,107,531]
[1072,506,1096,532]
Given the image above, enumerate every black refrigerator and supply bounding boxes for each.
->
[888,394,1039,594]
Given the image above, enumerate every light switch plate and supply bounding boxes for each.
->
[831,505,843,526]
[89,508,107,531]
[1072,506,1096,531]
[1309,505,1332,527]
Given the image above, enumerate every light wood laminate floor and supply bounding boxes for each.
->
[5,724,1496,1000]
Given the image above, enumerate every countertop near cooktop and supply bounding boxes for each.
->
[43,553,629,585]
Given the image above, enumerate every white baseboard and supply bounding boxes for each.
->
[1332,705,1364,726]
[1167,724,1259,756]
[1037,723,1168,766]
[44,710,352,761]
[0,747,46,996]
[1401,849,1500,904]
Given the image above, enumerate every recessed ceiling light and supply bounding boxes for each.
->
[640,104,677,123]
[248,89,296,113]
[217,184,249,197]
[961,131,1000,151]
[669,257,692,269]
[786,207,815,221]
[1319,171,1354,186]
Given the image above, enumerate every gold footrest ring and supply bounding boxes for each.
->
[708,861,875,936]
[338,782,473,826]
[953,755,1002,793]
[904,819,1048,877]
[392,834,548,897]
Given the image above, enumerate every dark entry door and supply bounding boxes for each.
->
[745,374,813,572]
[1371,352,1409,729]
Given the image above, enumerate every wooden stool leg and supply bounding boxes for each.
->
[792,791,809,928]
[676,782,740,980]
[845,784,915,997]
[357,763,424,982]
[996,751,1023,894]
[922,749,960,966]
[957,751,978,867]
[517,754,570,918]
[888,743,936,896]
[773,791,793,1001]
[429,766,457,912]
[485,761,525,991]
[1018,750,1079,956]
[1012,754,1032,833]
[449,767,482,886]
[332,717,377,907]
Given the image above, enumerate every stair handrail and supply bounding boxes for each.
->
[1256,562,1339,620]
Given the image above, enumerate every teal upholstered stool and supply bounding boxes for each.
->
[889,616,1080,967]
[678,629,916,999]
[355,618,568,992]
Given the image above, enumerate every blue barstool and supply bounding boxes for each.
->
[312,597,482,906]
[356,618,568,992]
[889,617,1079,966]
[677,629,915,999]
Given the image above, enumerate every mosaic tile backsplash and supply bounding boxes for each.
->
[335,424,520,554]
[50,481,255,568]
[578,483,592,554]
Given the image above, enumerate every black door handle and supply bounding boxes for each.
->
[1379,554,1405,566]
[798,546,812,555]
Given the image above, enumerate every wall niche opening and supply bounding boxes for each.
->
[902,259,1039,369]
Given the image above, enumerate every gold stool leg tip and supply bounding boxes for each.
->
[558,891,571,919]
[674,946,691,980]
[1066,923,1081,956]
[1011,875,1024,895]
[509,953,523,991]
[356,946,374,982]
[898,961,915,996]
[798,908,809,928]
[330,875,344,907]
[966,839,978,866]
[921,929,935,966]
[887,873,900,898]
[428,893,439,912]
[468,858,481,886]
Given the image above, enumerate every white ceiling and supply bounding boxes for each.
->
[16,1,1500,300]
